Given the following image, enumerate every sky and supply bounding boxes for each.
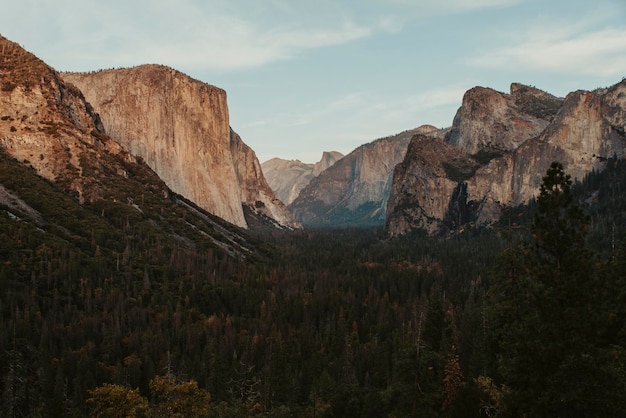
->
[1,0,625,163]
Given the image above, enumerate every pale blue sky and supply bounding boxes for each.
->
[2,0,625,162]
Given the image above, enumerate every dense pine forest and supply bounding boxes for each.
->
[2,154,626,416]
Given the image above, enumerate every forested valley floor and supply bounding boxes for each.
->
[2,157,626,417]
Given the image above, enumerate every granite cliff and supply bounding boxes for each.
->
[386,81,626,236]
[446,83,563,154]
[261,151,344,205]
[0,33,268,262]
[63,66,299,230]
[229,129,300,228]
[0,34,141,202]
[289,126,442,226]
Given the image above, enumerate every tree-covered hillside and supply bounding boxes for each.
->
[1,153,626,417]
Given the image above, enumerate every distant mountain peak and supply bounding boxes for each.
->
[288,130,418,227]
[262,151,344,205]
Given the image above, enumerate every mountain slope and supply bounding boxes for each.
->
[289,126,440,226]
[386,81,626,236]
[261,151,344,205]
[63,66,299,230]
[445,83,563,154]
[0,33,263,258]
[385,134,479,234]
[0,33,132,202]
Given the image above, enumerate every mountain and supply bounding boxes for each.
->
[63,65,299,230]
[289,126,442,226]
[261,151,344,205]
[0,34,263,257]
[446,83,563,154]
[0,33,127,202]
[386,81,626,236]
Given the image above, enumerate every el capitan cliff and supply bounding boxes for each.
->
[63,66,299,230]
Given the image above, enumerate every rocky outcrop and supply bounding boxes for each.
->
[445,83,563,154]
[386,81,626,236]
[261,151,344,205]
[468,82,626,210]
[230,129,300,229]
[289,127,439,226]
[63,65,299,229]
[0,34,143,202]
[385,135,474,235]
[313,151,345,176]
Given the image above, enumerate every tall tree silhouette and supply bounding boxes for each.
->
[491,162,626,417]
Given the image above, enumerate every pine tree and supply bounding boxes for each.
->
[532,161,589,276]
[490,162,626,417]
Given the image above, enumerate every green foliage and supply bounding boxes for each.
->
[470,149,503,165]
[488,161,626,417]
[1,147,626,417]
[514,88,563,119]
[442,158,479,183]
[532,162,588,261]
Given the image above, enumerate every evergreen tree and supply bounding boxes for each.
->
[490,162,626,417]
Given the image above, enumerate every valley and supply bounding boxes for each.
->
[1,31,626,417]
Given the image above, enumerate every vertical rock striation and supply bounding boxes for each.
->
[261,151,344,205]
[289,126,440,226]
[385,135,470,235]
[446,83,563,154]
[386,81,626,236]
[63,66,299,229]
[229,129,300,228]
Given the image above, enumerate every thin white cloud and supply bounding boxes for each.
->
[365,0,525,39]
[376,16,405,34]
[5,0,372,72]
[241,85,467,162]
[469,25,626,77]
[380,0,524,13]
[116,20,370,71]
[447,0,524,8]
[249,86,464,139]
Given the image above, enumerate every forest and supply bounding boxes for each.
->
[1,155,626,417]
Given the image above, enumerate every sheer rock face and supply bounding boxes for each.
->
[445,83,563,154]
[288,127,437,226]
[261,151,344,205]
[385,135,471,235]
[0,35,142,202]
[229,130,301,229]
[386,81,626,236]
[313,151,345,177]
[64,66,299,229]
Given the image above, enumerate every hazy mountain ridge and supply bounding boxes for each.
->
[386,81,626,236]
[261,151,344,205]
[3,32,626,418]
[288,126,442,226]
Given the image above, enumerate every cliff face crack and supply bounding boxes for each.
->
[63,65,299,230]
